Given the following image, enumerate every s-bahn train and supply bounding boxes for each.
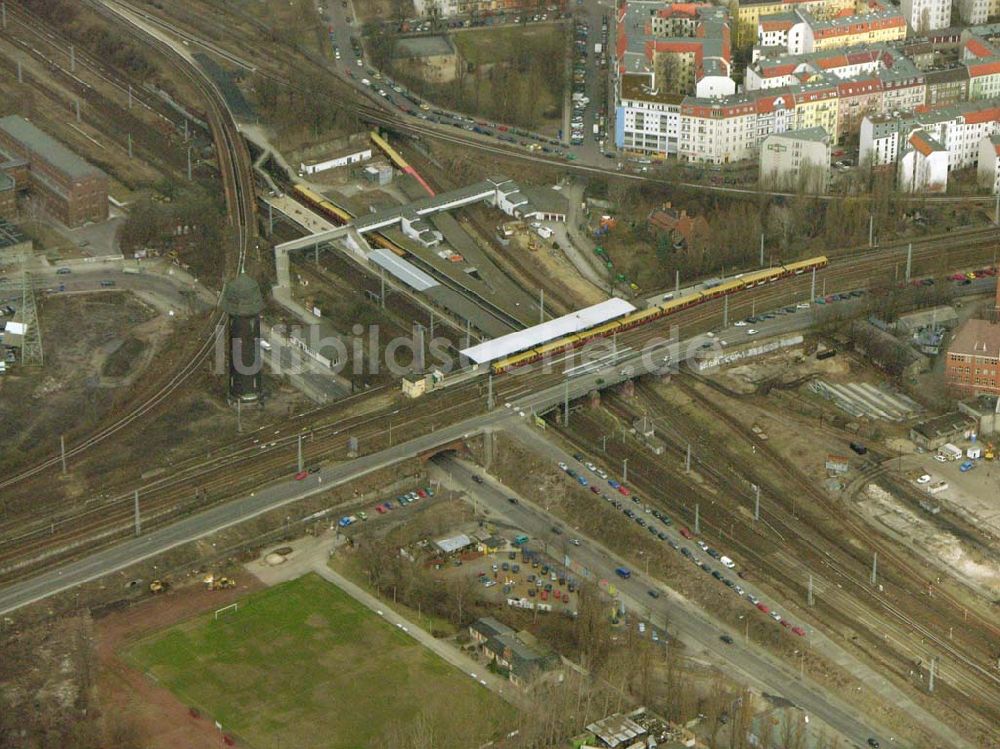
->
[291,184,407,257]
[491,256,828,374]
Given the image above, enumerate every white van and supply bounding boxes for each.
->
[720,556,735,569]
[260,339,272,351]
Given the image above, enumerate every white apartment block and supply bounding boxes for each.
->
[977,133,1000,192]
[860,100,1000,172]
[898,130,950,191]
[759,127,832,191]
[901,0,953,33]
[957,0,1000,25]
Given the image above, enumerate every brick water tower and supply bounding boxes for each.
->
[221,273,264,402]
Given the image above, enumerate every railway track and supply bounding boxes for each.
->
[0,0,256,489]
[554,397,999,744]
[596,383,1000,737]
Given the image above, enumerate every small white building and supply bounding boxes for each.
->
[898,129,949,193]
[901,0,952,32]
[977,133,1000,194]
[299,147,372,175]
[759,127,832,193]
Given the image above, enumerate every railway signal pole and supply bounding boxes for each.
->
[675,270,680,298]
[133,490,141,536]
[754,485,760,521]
[759,233,765,267]
[685,443,691,472]
[723,295,729,328]
[60,435,67,475]
[810,267,817,302]
[297,435,304,472]
[870,552,878,586]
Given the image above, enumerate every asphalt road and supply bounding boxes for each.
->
[433,453,963,749]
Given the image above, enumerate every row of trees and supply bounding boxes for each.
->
[599,168,974,292]
[381,26,568,130]
[251,71,359,142]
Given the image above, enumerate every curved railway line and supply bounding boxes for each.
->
[0,1,257,490]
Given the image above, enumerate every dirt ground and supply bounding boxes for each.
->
[93,578,265,749]
[509,230,605,307]
[0,294,158,469]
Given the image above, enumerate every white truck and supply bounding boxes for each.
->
[939,443,963,461]
[594,42,603,54]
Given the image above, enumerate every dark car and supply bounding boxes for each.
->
[551,525,562,534]
[849,442,867,455]
[647,589,660,598]
[507,497,519,504]
[471,474,484,484]
[720,634,734,645]
[867,740,879,749]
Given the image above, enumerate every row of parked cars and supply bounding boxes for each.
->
[337,486,434,527]
[558,451,808,640]
[570,20,591,145]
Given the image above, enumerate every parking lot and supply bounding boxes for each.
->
[447,545,581,612]
[899,450,1000,538]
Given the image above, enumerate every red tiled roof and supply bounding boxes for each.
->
[967,60,1000,78]
[964,39,993,59]
[909,132,936,157]
[962,106,1000,124]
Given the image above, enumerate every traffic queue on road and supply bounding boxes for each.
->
[557,453,808,639]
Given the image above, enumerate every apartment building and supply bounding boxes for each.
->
[746,45,890,90]
[924,66,971,106]
[860,99,1000,171]
[957,0,1000,25]
[759,126,832,190]
[977,132,1000,192]
[898,129,950,190]
[616,1,734,155]
[734,0,853,47]
[756,3,906,56]
[901,0,952,33]
[616,1,734,98]
[0,116,108,227]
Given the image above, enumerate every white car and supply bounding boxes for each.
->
[916,474,932,484]
[558,461,568,471]
[706,331,716,338]
[734,320,748,327]
[933,454,947,463]
[746,329,759,336]
[720,556,736,569]
[796,302,810,309]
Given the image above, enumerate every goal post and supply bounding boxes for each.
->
[214,602,238,620]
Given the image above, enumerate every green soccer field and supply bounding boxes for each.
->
[125,573,512,748]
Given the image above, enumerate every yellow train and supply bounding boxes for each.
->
[491,256,828,374]
[291,184,407,257]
